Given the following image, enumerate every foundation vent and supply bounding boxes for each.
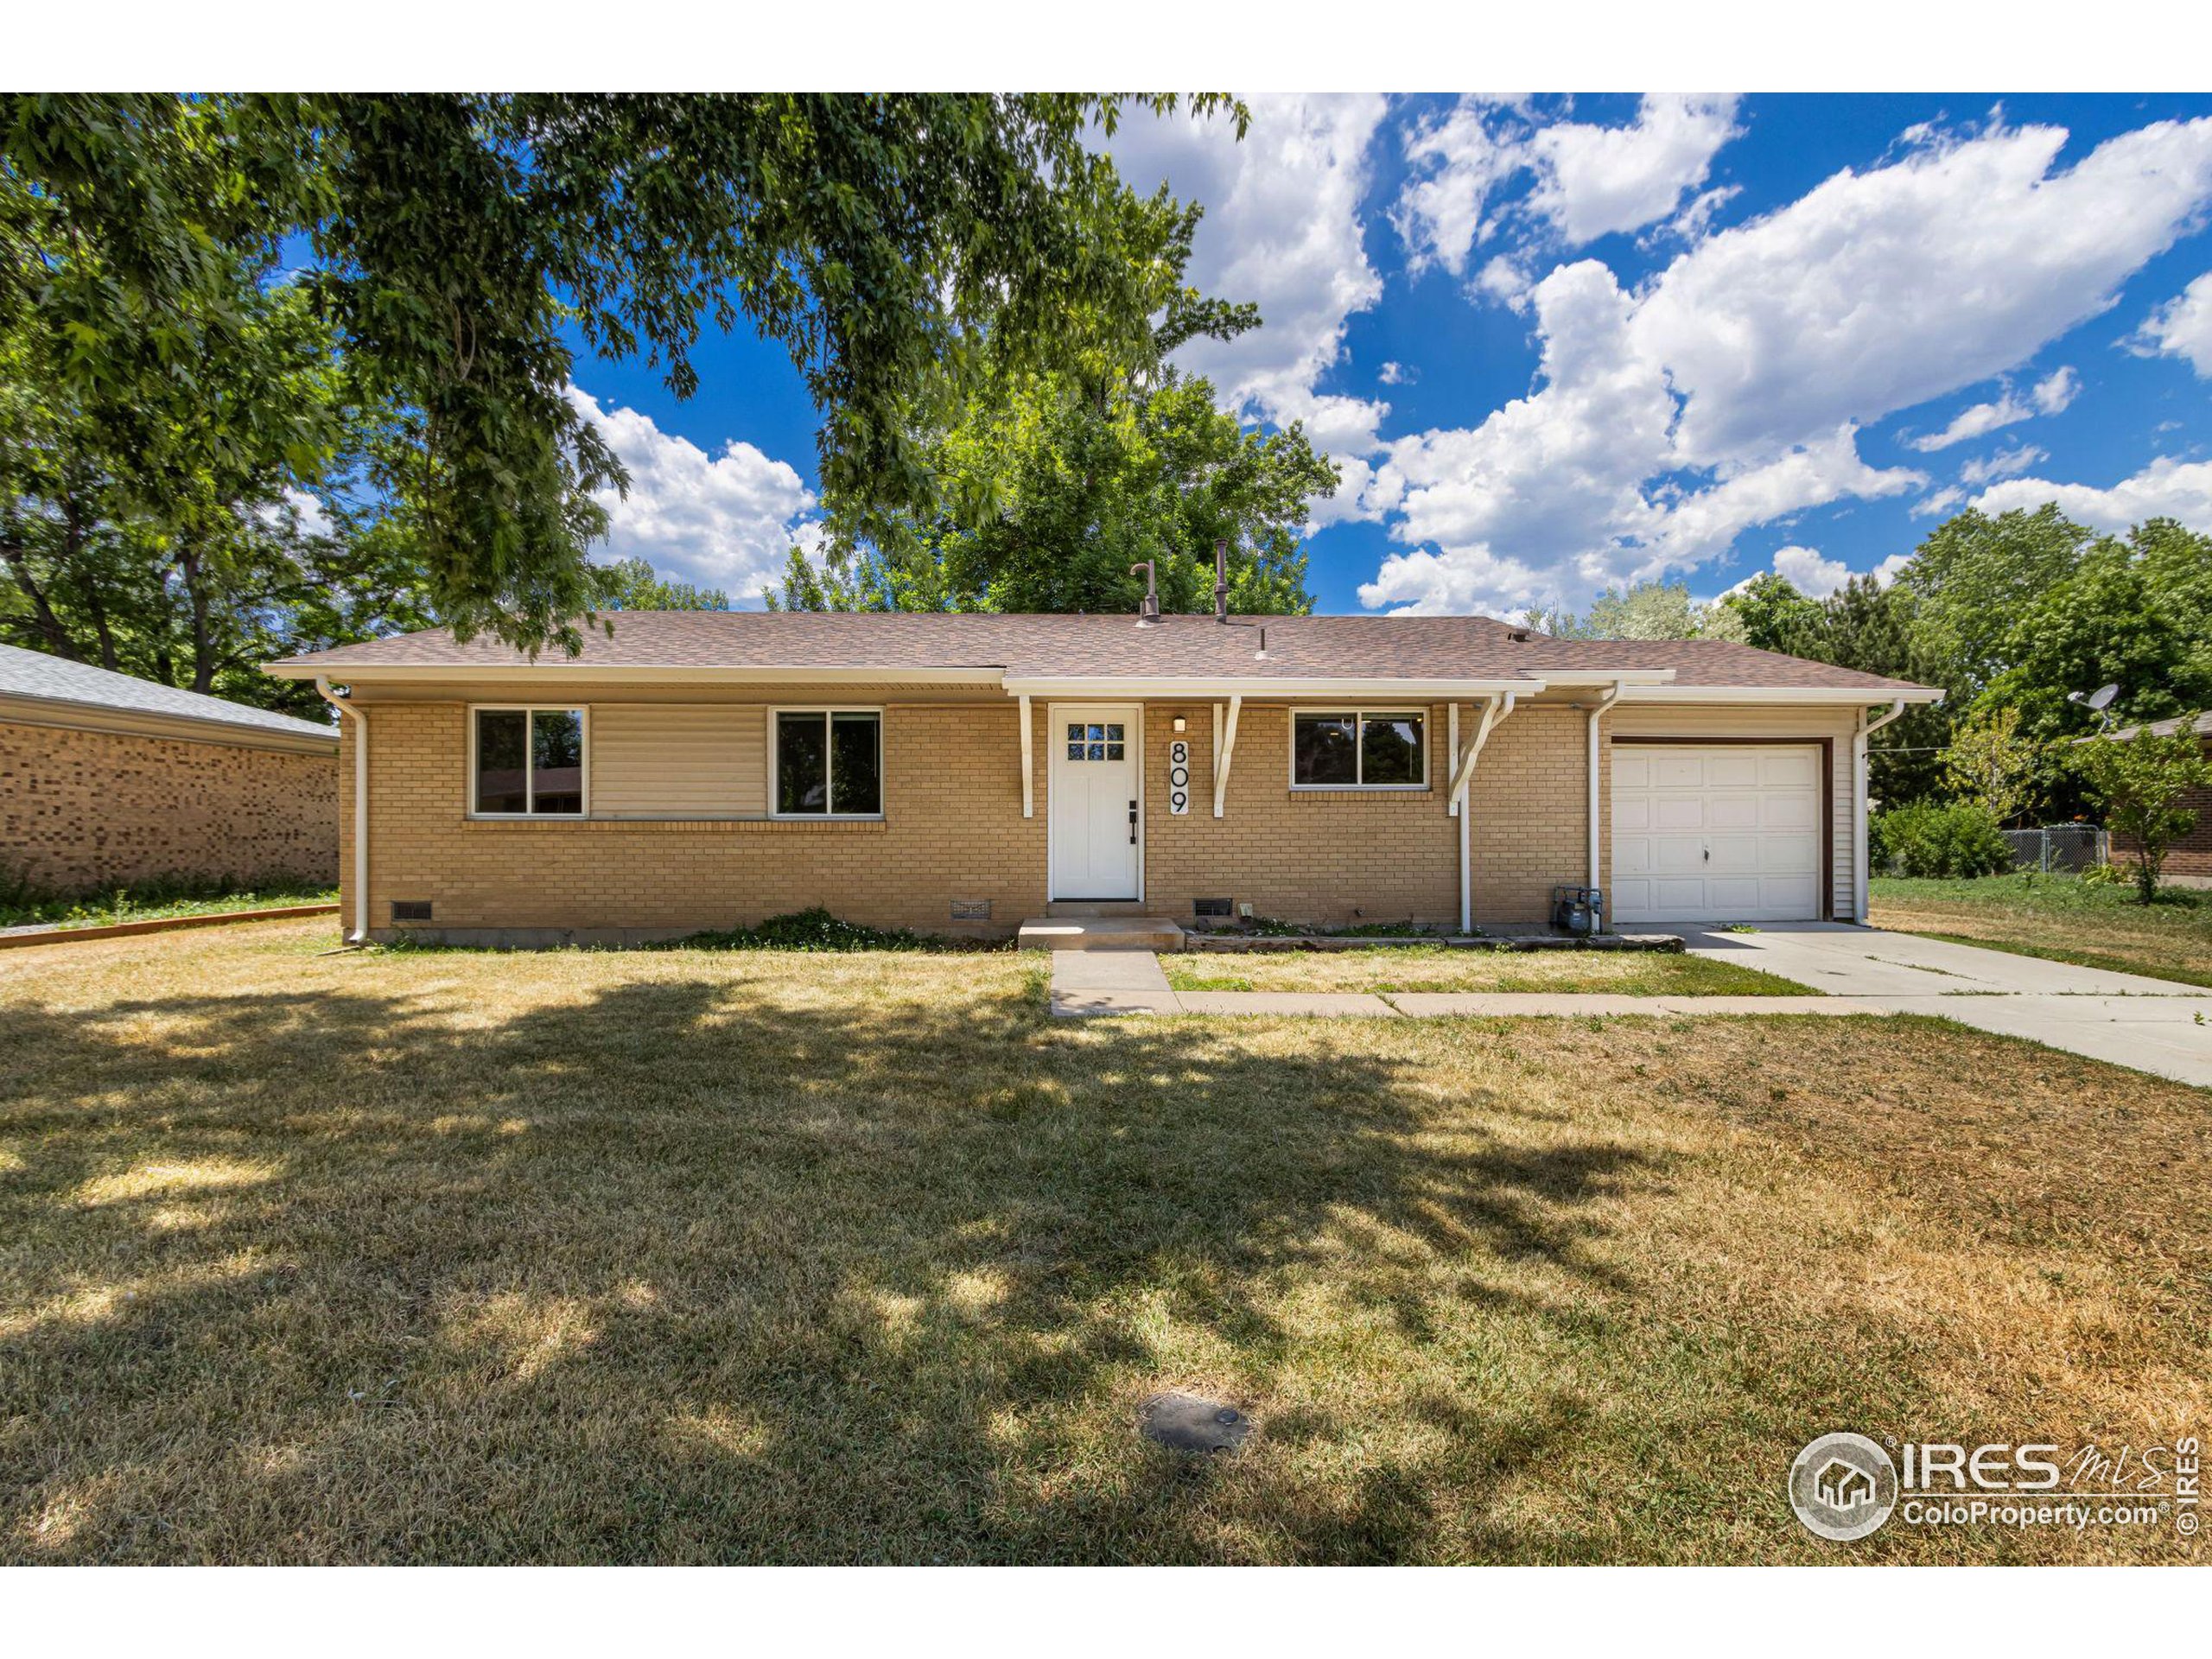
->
[391,900,433,922]
[1192,897,1233,919]
[950,899,992,922]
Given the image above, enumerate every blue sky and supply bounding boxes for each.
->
[565,94,2212,615]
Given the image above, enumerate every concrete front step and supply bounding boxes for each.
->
[1019,916,1186,951]
[1044,900,1153,918]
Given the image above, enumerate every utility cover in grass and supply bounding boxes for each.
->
[1140,1392,1253,1454]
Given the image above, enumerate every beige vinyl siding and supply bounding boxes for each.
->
[1605,703,1859,920]
[589,703,766,817]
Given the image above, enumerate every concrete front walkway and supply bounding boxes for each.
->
[1047,926,2212,1090]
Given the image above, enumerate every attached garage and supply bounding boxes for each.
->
[1610,742,1827,924]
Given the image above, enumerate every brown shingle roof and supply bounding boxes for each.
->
[270,611,1935,692]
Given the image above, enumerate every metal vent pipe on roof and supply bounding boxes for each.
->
[1214,538,1229,623]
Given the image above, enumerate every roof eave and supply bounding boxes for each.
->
[1615,684,1946,705]
[264,662,1007,686]
[998,675,1545,698]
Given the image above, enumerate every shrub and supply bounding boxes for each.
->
[673,906,936,952]
[1872,800,2012,879]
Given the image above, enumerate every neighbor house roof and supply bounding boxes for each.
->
[2103,709,2212,742]
[1,644,339,752]
[270,613,1940,700]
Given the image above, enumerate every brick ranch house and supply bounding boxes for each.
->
[2,642,339,895]
[267,611,1944,945]
[2101,709,2212,887]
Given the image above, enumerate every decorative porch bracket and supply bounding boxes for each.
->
[1451,691,1516,809]
[1212,695,1243,817]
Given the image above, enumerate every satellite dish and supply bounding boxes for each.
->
[2087,683,2120,712]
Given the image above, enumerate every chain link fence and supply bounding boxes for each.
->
[2003,825,2109,874]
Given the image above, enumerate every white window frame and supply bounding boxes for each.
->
[1287,707,1430,791]
[768,705,887,820]
[467,704,591,818]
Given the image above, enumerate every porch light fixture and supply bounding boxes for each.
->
[1173,715,1186,733]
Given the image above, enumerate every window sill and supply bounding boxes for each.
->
[1286,785,1433,795]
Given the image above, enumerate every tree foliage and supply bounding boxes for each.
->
[1942,706,2044,827]
[588,556,731,612]
[2074,721,2212,902]
[1527,579,1745,642]
[770,191,1328,616]
[3,92,1237,654]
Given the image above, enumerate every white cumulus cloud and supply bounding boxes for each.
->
[1359,115,2212,613]
[1395,95,1741,274]
[568,386,816,604]
[2132,271,2212,375]
[1958,442,2049,486]
[1967,455,2212,531]
[1768,544,1854,598]
[1910,367,2080,451]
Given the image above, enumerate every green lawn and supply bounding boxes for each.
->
[1166,946,1812,996]
[0,881,337,933]
[1869,873,2212,988]
[3,920,2201,1563]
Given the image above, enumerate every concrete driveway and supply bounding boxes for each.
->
[1682,923,2212,1088]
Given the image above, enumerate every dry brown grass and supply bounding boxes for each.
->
[2,920,2205,1564]
[1165,947,1809,995]
[1871,874,2212,988]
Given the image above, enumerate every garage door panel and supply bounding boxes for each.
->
[1611,743,1822,924]
[1707,795,1762,830]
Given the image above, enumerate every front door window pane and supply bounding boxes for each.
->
[475,710,529,813]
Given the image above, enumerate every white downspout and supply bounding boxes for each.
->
[1586,682,1624,904]
[1454,692,1516,935]
[315,677,370,944]
[1853,698,1909,924]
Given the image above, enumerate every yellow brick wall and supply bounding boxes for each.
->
[343,696,1046,938]
[2,718,337,894]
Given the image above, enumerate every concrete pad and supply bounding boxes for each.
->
[1051,950,1173,994]
[1019,917,1185,951]
[1682,923,2196,997]
[1173,991,1401,1017]
[1049,989,1183,1018]
[1873,994,2212,1089]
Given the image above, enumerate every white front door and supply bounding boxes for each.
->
[1049,705,1141,899]
[1611,745,1823,923]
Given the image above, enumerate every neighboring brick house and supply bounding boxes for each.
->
[1,644,340,896]
[2101,709,2212,887]
[267,610,1944,944]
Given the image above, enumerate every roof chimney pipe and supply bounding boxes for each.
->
[1213,537,1230,623]
[1131,561,1160,626]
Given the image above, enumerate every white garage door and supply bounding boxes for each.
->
[1611,746,1822,924]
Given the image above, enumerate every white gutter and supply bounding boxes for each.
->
[315,677,370,944]
[1452,693,1516,934]
[1615,684,1946,706]
[268,663,1001,686]
[1586,681,1624,899]
[1006,675,1541,699]
[1853,698,1910,924]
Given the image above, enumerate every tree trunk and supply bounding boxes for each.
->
[0,527,83,660]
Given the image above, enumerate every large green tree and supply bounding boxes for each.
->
[769,191,1332,615]
[1527,578,1747,642]
[3,92,1234,653]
